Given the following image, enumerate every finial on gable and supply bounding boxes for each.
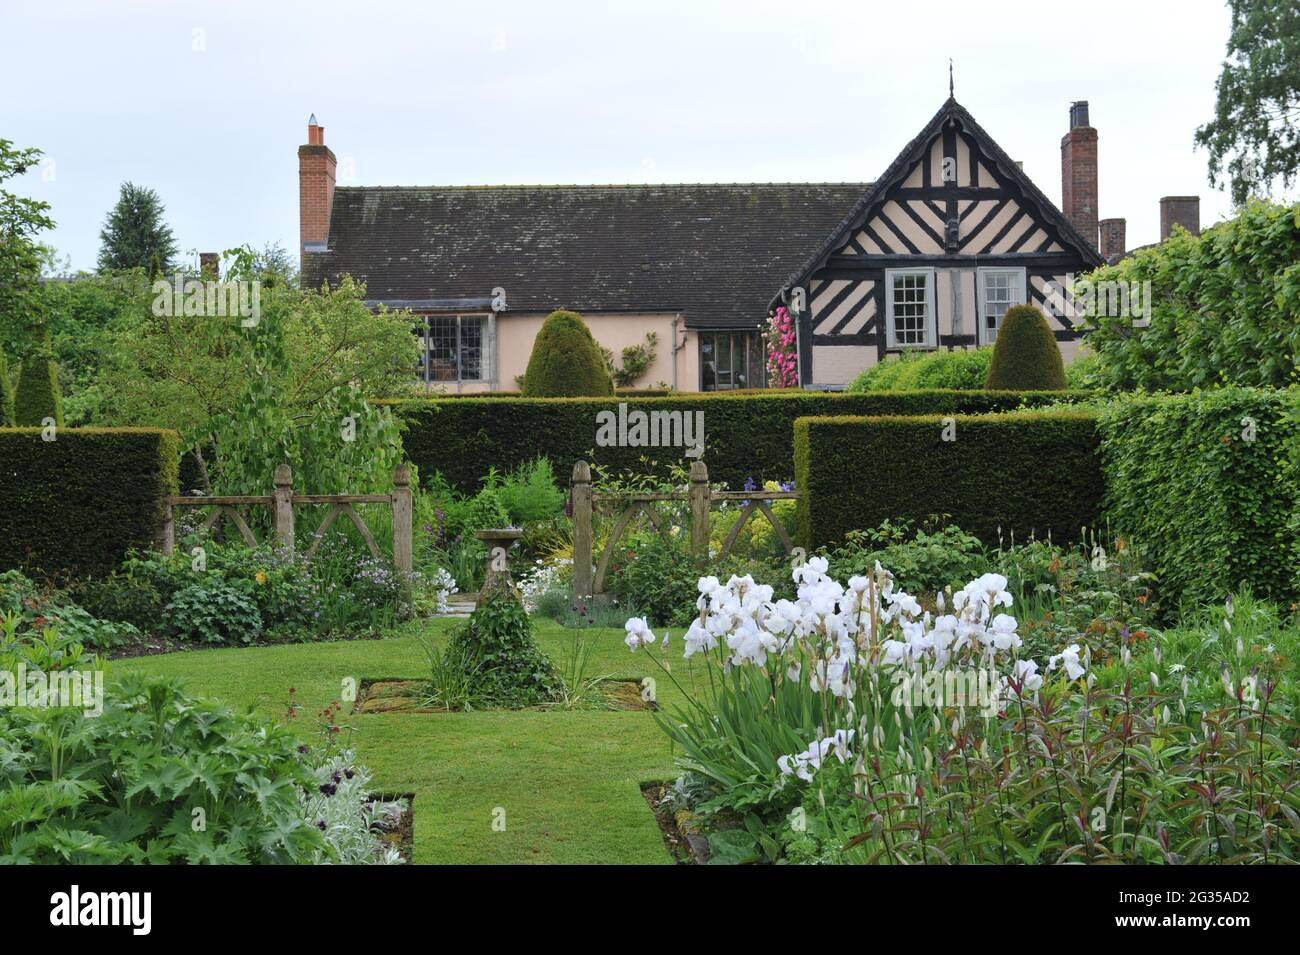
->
[948,59,954,99]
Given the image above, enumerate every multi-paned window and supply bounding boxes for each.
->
[700,331,763,391]
[418,314,487,384]
[885,268,936,349]
[976,268,1026,345]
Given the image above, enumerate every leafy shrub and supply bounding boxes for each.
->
[62,570,163,633]
[0,427,178,578]
[494,457,565,524]
[826,520,987,593]
[608,535,701,627]
[1,569,141,652]
[521,309,613,397]
[164,577,263,645]
[984,305,1067,391]
[1078,199,1300,392]
[385,389,1092,493]
[850,349,993,392]
[846,352,925,391]
[0,673,327,864]
[442,594,560,707]
[794,410,1103,549]
[1098,388,1300,609]
[12,327,64,427]
[1065,349,1102,390]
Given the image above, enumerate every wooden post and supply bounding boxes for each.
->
[571,461,593,604]
[689,459,710,560]
[162,499,175,556]
[273,464,295,553]
[392,463,413,578]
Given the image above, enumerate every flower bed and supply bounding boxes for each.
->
[626,556,1300,864]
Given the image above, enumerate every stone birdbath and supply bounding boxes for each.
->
[474,528,524,606]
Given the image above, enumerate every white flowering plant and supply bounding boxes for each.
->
[626,559,1300,864]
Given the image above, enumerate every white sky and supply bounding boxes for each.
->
[4,0,1239,272]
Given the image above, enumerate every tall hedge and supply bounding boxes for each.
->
[0,428,180,578]
[0,349,13,427]
[794,410,1103,549]
[985,305,1067,391]
[521,310,613,397]
[13,328,65,427]
[1098,388,1300,609]
[381,389,1093,492]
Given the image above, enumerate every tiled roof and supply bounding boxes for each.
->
[301,182,868,329]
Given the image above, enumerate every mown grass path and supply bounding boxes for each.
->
[118,619,699,864]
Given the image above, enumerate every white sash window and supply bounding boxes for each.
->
[885,267,937,349]
[976,268,1026,345]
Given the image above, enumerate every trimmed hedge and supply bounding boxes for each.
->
[794,410,1103,549]
[381,389,1094,492]
[0,428,180,578]
[1098,388,1300,609]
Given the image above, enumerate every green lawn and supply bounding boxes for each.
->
[115,619,698,865]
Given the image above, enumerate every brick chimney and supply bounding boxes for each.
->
[198,252,219,279]
[1099,218,1126,261]
[1061,101,1098,252]
[298,114,336,268]
[1159,196,1200,240]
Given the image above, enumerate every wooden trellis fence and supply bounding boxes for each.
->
[570,459,799,601]
[162,463,413,575]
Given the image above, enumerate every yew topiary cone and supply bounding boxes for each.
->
[521,309,613,397]
[0,348,14,427]
[984,304,1067,391]
[13,328,65,427]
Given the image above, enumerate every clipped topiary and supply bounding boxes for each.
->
[521,309,613,397]
[984,305,1067,391]
[0,348,14,427]
[13,328,65,427]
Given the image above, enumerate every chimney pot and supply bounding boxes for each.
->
[1069,101,1090,129]
[1159,196,1200,240]
[199,252,219,280]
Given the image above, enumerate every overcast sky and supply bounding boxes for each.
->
[4,0,1240,273]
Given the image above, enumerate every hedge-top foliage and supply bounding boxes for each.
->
[1098,387,1300,609]
[0,349,13,427]
[382,389,1093,492]
[0,428,179,578]
[13,328,64,427]
[794,410,1103,549]
[985,305,1067,391]
[521,309,613,397]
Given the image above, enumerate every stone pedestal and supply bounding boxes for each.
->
[474,528,524,606]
